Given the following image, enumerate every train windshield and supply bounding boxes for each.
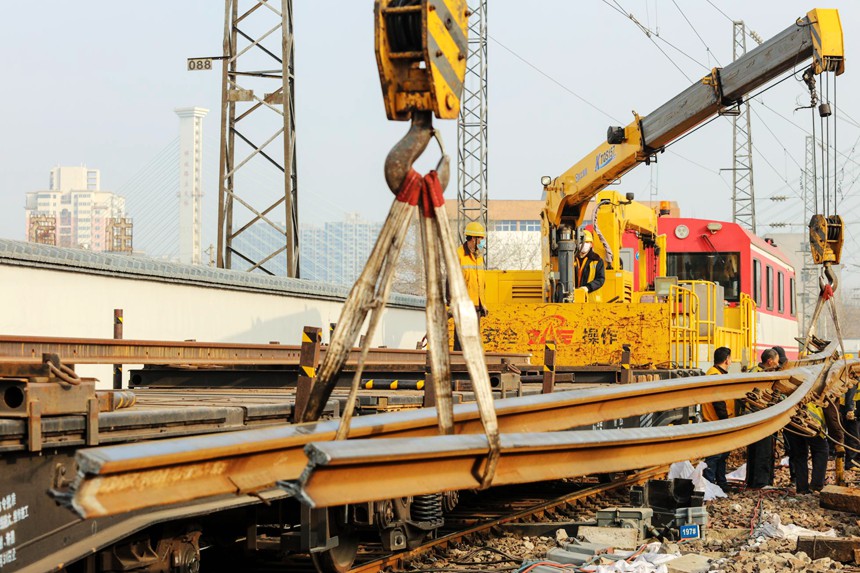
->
[666,252,741,302]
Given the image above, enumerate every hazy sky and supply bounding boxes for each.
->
[3,1,860,276]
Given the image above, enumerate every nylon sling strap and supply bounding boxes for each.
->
[301,161,501,489]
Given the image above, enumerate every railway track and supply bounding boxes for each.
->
[347,466,667,573]
[232,467,666,573]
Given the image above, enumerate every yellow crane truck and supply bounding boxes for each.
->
[476,8,844,380]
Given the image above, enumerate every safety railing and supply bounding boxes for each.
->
[718,293,757,366]
[668,284,699,369]
[715,327,745,361]
[739,293,757,356]
[680,280,718,342]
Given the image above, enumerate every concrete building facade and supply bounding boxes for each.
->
[25,166,127,251]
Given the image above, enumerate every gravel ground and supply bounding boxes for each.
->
[406,456,860,573]
[683,456,860,572]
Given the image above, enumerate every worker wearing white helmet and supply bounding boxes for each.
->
[574,230,605,294]
[458,221,488,317]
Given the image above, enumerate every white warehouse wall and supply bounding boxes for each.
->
[0,240,426,387]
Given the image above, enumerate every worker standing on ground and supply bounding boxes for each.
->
[573,230,605,296]
[745,348,780,488]
[772,346,796,483]
[842,379,859,471]
[702,347,734,490]
[458,222,488,318]
[453,222,488,351]
[786,401,829,494]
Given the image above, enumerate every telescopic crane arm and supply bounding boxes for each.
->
[541,8,844,301]
[542,8,844,231]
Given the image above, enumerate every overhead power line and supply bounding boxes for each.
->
[489,35,621,123]
[602,0,703,80]
[672,0,721,67]
[755,100,860,170]
[704,0,762,45]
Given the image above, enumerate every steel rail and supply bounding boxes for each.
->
[70,363,819,517]
[347,465,669,573]
[286,363,845,508]
[0,334,528,366]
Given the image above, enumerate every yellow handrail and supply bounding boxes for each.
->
[668,285,699,369]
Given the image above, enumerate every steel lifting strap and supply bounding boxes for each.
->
[299,112,501,489]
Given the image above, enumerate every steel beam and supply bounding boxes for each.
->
[0,335,528,367]
[69,364,816,517]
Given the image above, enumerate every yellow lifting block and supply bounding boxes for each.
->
[809,214,843,265]
[807,8,845,76]
[374,0,469,121]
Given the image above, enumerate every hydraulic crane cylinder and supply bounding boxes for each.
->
[557,227,576,302]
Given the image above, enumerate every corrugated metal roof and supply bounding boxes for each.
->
[0,239,425,309]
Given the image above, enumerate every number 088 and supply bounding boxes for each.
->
[187,59,212,71]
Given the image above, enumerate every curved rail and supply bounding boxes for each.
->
[69,349,848,517]
[286,364,835,507]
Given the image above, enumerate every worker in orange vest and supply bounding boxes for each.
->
[453,222,488,351]
[702,346,734,489]
[457,221,488,318]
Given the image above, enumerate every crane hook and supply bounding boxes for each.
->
[819,262,838,300]
[384,111,450,195]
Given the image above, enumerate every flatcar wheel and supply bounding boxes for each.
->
[311,526,359,573]
[311,538,358,573]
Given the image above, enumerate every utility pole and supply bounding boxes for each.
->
[217,0,299,276]
[731,21,757,233]
[457,0,488,260]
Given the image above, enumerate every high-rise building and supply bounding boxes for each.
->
[106,217,134,253]
[175,107,207,265]
[300,213,383,284]
[25,166,128,251]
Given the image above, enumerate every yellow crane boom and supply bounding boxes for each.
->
[541,8,844,301]
[542,8,844,231]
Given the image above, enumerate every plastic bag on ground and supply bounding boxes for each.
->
[757,514,837,541]
[668,461,726,500]
[589,542,679,573]
[667,461,694,480]
[725,463,746,482]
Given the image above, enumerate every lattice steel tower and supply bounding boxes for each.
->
[800,135,824,336]
[731,21,756,233]
[217,0,299,276]
[457,0,488,253]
